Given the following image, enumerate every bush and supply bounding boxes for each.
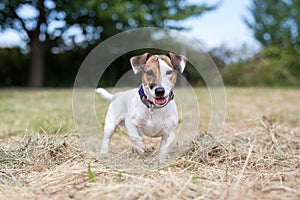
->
[0,48,29,86]
[222,47,300,86]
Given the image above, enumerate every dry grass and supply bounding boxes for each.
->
[0,88,300,199]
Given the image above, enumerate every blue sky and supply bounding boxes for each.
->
[183,0,260,50]
[0,0,260,50]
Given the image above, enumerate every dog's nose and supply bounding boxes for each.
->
[155,87,165,97]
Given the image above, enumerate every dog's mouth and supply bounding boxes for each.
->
[154,97,167,105]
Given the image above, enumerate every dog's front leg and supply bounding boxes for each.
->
[125,117,145,154]
[158,131,175,162]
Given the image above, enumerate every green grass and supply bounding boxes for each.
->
[0,89,74,137]
[1,87,299,138]
[88,163,96,182]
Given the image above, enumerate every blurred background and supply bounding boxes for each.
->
[0,0,299,87]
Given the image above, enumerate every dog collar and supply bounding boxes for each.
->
[138,84,174,109]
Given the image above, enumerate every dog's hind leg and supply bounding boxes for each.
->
[100,111,117,154]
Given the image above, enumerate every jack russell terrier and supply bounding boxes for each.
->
[95,52,186,161]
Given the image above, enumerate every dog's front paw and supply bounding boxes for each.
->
[100,147,109,154]
[132,146,145,155]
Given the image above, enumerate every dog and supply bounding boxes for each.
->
[95,52,186,161]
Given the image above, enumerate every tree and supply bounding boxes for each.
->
[0,0,216,87]
[245,0,300,51]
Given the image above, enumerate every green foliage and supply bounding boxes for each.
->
[0,47,87,86]
[0,0,216,51]
[222,46,300,86]
[88,163,96,182]
[245,0,300,51]
[225,166,229,177]
[0,48,29,86]
[239,1,300,86]
[0,0,216,86]
[116,172,122,183]
[157,160,161,174]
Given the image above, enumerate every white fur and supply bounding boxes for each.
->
[179,59,186,73]
[96,87,178,162]
[144,59,175,101]
[95,88,113,101]
[96,54,185,162]
[158,59,175,97]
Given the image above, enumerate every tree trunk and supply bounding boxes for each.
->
[29,37,45,87]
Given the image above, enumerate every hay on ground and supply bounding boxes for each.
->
[0,116,299,200]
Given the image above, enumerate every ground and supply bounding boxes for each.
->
[0,87,299,199]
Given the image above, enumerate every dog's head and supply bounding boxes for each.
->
[130,52,186,106]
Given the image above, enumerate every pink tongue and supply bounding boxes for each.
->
[154,98,167,105]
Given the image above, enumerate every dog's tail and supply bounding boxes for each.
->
[95,88,113,101]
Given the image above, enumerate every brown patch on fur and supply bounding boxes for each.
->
[167,52,185,73]
[170,70,177,84]
[142,56,160,88]
[137,54,182,87]
[159,55,173,67]
[159,55,177,85]
[130,53,151,74]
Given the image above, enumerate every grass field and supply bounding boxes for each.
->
[0,87,299,199]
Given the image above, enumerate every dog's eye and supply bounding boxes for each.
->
[145,70,154,76]
[166,70,173,75]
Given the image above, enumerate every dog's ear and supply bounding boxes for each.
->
[167,52,186,73]
[130,53,151,74]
